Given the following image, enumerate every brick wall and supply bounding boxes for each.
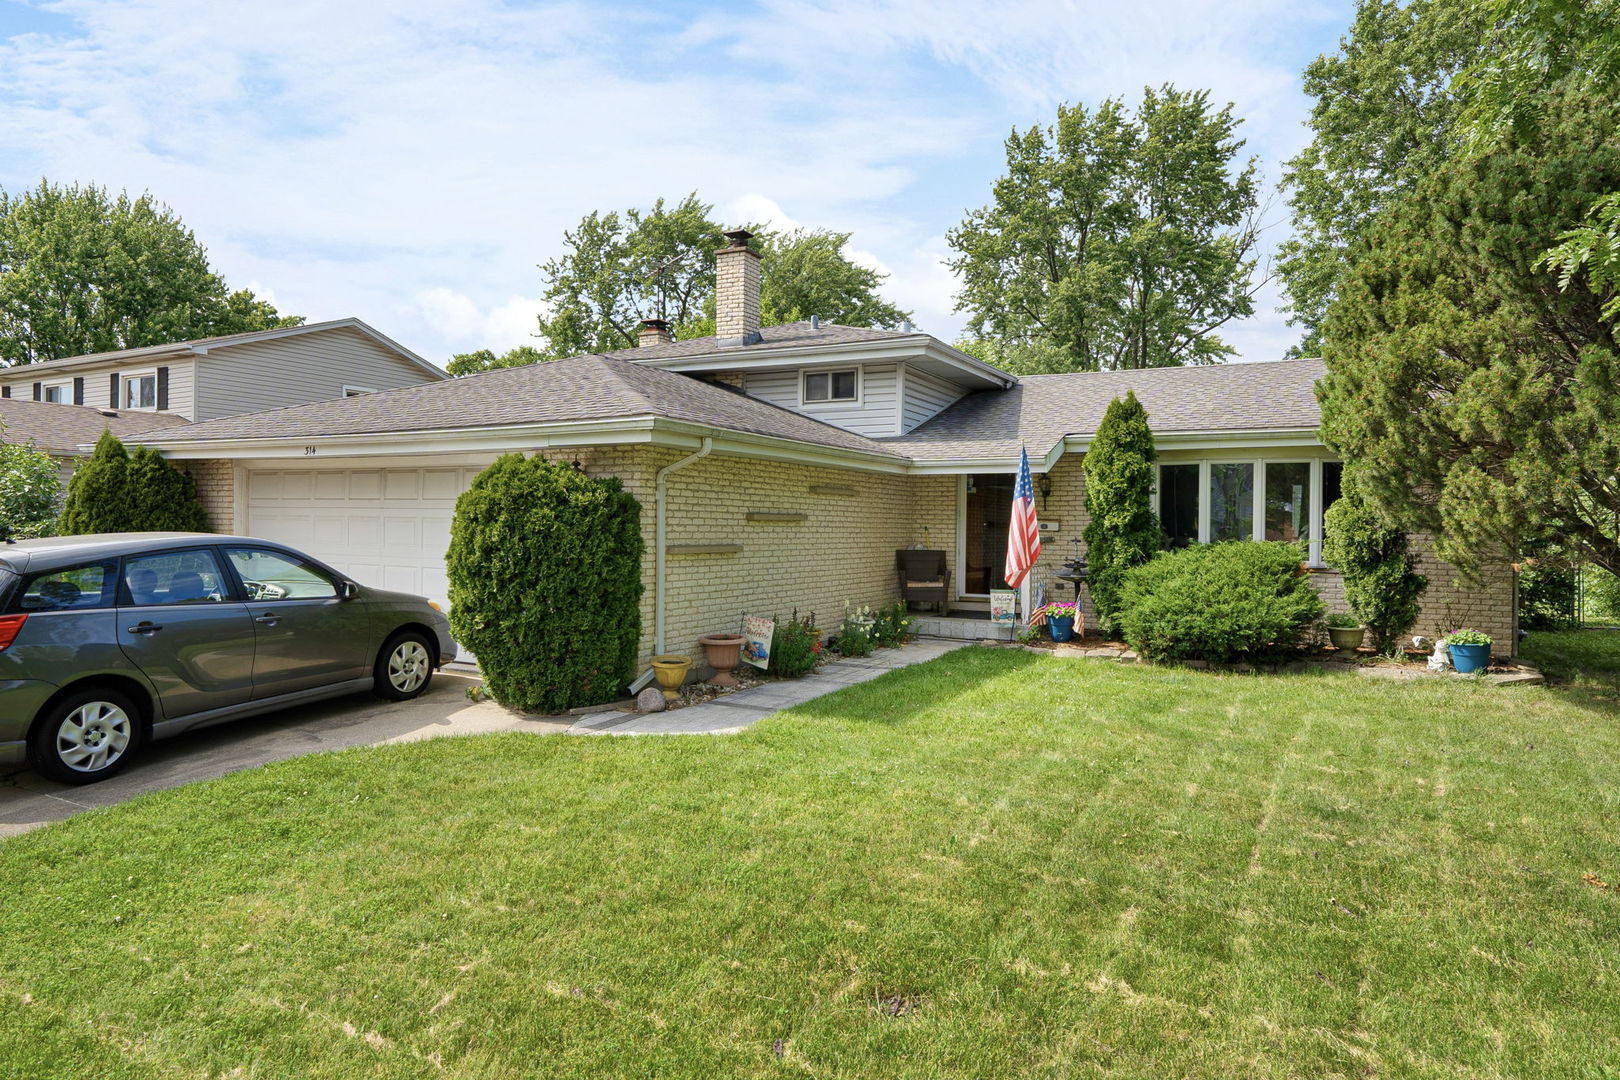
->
[182,459,235,532]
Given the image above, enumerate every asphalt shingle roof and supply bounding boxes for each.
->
[883,359,1326,461]
[0,399,191,456]
[128,353,907,459]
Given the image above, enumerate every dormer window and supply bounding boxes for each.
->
[41,380,72,405]
[803,368,858,403]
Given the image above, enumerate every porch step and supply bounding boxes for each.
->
[911,616,1020,641]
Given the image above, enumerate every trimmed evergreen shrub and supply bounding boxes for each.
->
[58,431,210,534]
[1321,483,1428,654]
[446,454,643,712]
[1117,541,1325,663]
[1082,391,1161,632]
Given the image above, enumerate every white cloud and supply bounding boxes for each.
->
[0,0,1345,361]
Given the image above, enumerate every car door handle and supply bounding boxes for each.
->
[125,622,162,635]
[254,614,280,626]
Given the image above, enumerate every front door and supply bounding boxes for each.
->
[962,473,1016,595]
[222,546,373,699]
[117,548,256,719]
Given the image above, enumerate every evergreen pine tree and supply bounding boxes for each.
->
[1082,391,1161,630]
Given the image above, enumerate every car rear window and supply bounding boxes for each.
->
[12,562,117,612]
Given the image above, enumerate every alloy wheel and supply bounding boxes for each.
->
[388,640,431,694]
[55,701,133,773]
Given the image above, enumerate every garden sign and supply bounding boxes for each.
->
[741,614,774,670]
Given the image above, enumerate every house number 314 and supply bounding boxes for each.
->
[303,445,318,456]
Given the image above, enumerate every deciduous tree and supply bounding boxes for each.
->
[0,425,61,539]
[948,86,1263,371]
[1277,0,1487,355]
[0,181,299,365]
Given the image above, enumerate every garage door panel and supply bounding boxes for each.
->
[245,466,479,611]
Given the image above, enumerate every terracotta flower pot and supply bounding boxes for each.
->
[650,655,692,701]
[698,633,747,687]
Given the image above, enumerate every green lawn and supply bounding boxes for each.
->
[1523,628,1620,700]
[1,649,1616,1078]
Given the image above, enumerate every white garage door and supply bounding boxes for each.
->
[245,465,485,609]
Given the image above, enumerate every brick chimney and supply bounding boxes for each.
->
[638,318,673,348]
[715,228,761,346]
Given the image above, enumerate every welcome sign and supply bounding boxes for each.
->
[741,615,774,670]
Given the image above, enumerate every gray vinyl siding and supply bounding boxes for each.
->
[0,358,197,418]
[900,365,963,433]
[193,326,439,420]
[742,363,901,438]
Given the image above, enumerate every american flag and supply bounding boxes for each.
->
[1004,446,1041,589]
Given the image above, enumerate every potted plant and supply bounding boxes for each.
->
[1034,601,1080,642]
[698,633,747,687]
[1325,613,1366,651]
[1443,629,1492,674]
[650,655,692,700]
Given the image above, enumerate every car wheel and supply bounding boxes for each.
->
[28,688,142,785]
[374,631,435,701]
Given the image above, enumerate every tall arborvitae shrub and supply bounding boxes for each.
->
[447,455,644,712]
[1322,481,1428,654]
[1082,391,1161,631]
[59,431,209,534]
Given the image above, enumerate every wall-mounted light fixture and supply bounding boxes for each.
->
[1036,473,1052,507]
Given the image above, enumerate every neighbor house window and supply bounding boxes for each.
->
[803,369,857,403]
[122,370,157,410]
[42,381,71,404]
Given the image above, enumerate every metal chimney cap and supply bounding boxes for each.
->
[722,228,754,246]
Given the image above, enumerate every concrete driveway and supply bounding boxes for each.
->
[0,669,569,838]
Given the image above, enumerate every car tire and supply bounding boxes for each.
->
[374,631,436,701]
[28,687,143,785]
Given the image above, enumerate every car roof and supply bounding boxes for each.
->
[0,533,272,574]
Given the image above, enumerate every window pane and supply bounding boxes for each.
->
[16,563,113,611]
[125,375,155,409]
[1159,464,1199,548]
[124,550,230,605]
[226,548,337,601]
[830,370,857,400]
[1322,461,1343,513]
[804,373,829,401]
[44,384,69,404]
[1264,462,1312,543]
[1209,463,1254,542]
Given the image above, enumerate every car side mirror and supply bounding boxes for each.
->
[340,580,361,600]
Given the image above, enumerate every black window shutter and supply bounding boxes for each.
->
[73,376,84,406]
[1,385,9,398]
[156,366,170,411]
[109,372,120,409]
[32,382,41,401]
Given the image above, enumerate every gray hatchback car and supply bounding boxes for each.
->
[0,533,456,785]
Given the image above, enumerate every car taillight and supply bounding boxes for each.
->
[0,613,26,651]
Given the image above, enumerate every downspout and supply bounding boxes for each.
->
[654,437,713,655]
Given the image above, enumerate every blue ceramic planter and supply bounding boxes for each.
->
[1449,642,1490,674]
[1048,615,1076,643]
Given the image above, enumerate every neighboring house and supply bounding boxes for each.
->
[128,231,1517,665]
[0,318,448,422]
[0,398,191,481]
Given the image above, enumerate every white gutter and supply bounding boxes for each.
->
[653,437,712,655]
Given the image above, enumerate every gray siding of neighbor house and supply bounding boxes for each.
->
[900,365,963,434]
[193,327,438,421]
[743,362,901,438]
[0,358,198,419]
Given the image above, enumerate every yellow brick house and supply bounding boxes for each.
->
[128,230,1517,668]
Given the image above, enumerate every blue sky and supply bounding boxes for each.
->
[0,0,1350,365]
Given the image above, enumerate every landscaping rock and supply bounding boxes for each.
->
[1485,671,1546,687]
[635,687,668,712]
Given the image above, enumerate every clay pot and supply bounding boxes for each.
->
[699,633,747,687]
[650,655,692,701]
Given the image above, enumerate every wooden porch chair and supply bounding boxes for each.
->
[897,549,950,614]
